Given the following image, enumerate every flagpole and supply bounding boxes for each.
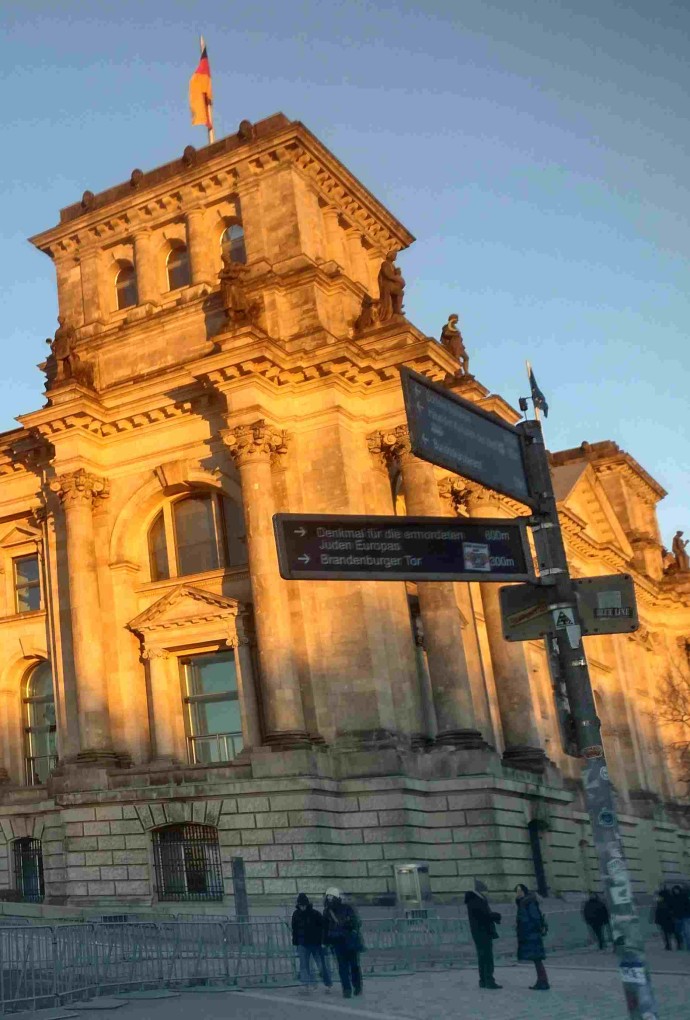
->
[200,35,215,144]
[526,360,540,421]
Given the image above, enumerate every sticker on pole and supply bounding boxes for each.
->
[552,607,575,629]
[619,963,646,985]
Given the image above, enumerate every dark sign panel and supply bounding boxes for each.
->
[273,513,534,582]
[499,574,639,642]
[400,367,533,506]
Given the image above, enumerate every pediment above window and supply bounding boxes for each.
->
[0,523,41,550]
[128,583,245,645]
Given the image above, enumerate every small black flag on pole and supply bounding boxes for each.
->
[526,361,549,419]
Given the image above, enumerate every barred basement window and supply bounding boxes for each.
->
[152,823,223,902]
[13,838,44,902]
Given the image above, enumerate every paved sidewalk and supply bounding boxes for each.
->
[33,944,690,1020]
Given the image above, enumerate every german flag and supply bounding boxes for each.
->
[189,40,213,128]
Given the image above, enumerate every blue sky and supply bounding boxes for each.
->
[1,0,688,542]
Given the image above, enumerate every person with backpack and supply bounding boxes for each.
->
[322,887,363,999]
[582,892,610,950]
[291,892,333,993]
[464,879,502,989]
[515,884,550,990]
[654,890,680,950]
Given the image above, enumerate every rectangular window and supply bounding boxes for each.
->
[14,555,41,613]
[181,650,243,764]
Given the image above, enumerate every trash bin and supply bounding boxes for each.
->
[394,862,432,917]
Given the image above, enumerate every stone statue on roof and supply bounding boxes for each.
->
[45,317,95,390]
[440,314,469,376]
[672,530,690,573]
[377,251,405,322]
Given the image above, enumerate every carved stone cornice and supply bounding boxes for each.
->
[367,425,411,467]
[438,477,471,516]
[221,420,288,468]
[141,647,170,661]
[49,469,109,508]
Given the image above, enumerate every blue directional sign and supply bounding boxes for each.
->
[400,367,534,506]
[273,513,534,582]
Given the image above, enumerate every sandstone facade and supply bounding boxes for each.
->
[0,114,687,911]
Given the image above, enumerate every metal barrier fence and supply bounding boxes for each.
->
[0,910,601,1013]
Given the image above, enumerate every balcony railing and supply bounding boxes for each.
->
[186,731,243,765]
[25,755,58,787]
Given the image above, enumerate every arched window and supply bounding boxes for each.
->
[152,823,223,902]
[147,493,247,582]
[148,511,169,582]
[115,262,138,309]
[13,838,44,902]
[221,224,246,264]
[167,244,191,291]
[23,661,57,786]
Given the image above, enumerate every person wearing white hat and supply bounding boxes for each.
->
[322,888,363,998]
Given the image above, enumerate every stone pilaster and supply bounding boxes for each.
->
[141,647,178,762]
[221,421,309,748]
[369,426,484,748]
[49,469,116,764]
[463,483,547,773]
[132,229,159,306]
[234,607,263,751]
[185,207,215,284]
[78,250,104,324]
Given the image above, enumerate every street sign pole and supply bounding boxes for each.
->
[519,417,658,1020]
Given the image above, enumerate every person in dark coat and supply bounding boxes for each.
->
[464,879,502,989]
[322,888,363,999]
[669,885,690,949]
[582,893,610,950]
[515,884,550,990]
[291,892,332,992]
[654,892,680,950]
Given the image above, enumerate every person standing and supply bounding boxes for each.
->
[464,880,502,989]
[322,888,363,999]
[669,885,690,949]
[291,892,332,993]
[654,891,680,950]
[515,884,550,991]
[582,892,610,950]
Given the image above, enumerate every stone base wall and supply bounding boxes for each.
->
[0,754,687,909]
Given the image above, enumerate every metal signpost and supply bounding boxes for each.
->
[517,418,657,1020]
[273,513,534,583]
[274,365,657,1019]
[500,573,639,642]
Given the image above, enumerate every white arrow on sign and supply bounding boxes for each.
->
[298,554,310,565]
[294,527,307,537]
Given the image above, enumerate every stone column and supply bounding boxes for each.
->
[370,426,483,748]
[222,421,309,747]
[49,469,114,761]
[464,484,546,772]
[142,647,178,762]
[133,229,159,305]
[321,206,348,270]
[185,207,215,284]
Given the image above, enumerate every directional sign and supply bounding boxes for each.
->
[273,513,535,583]
[499,574,639,642]
[400,367,534,506]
